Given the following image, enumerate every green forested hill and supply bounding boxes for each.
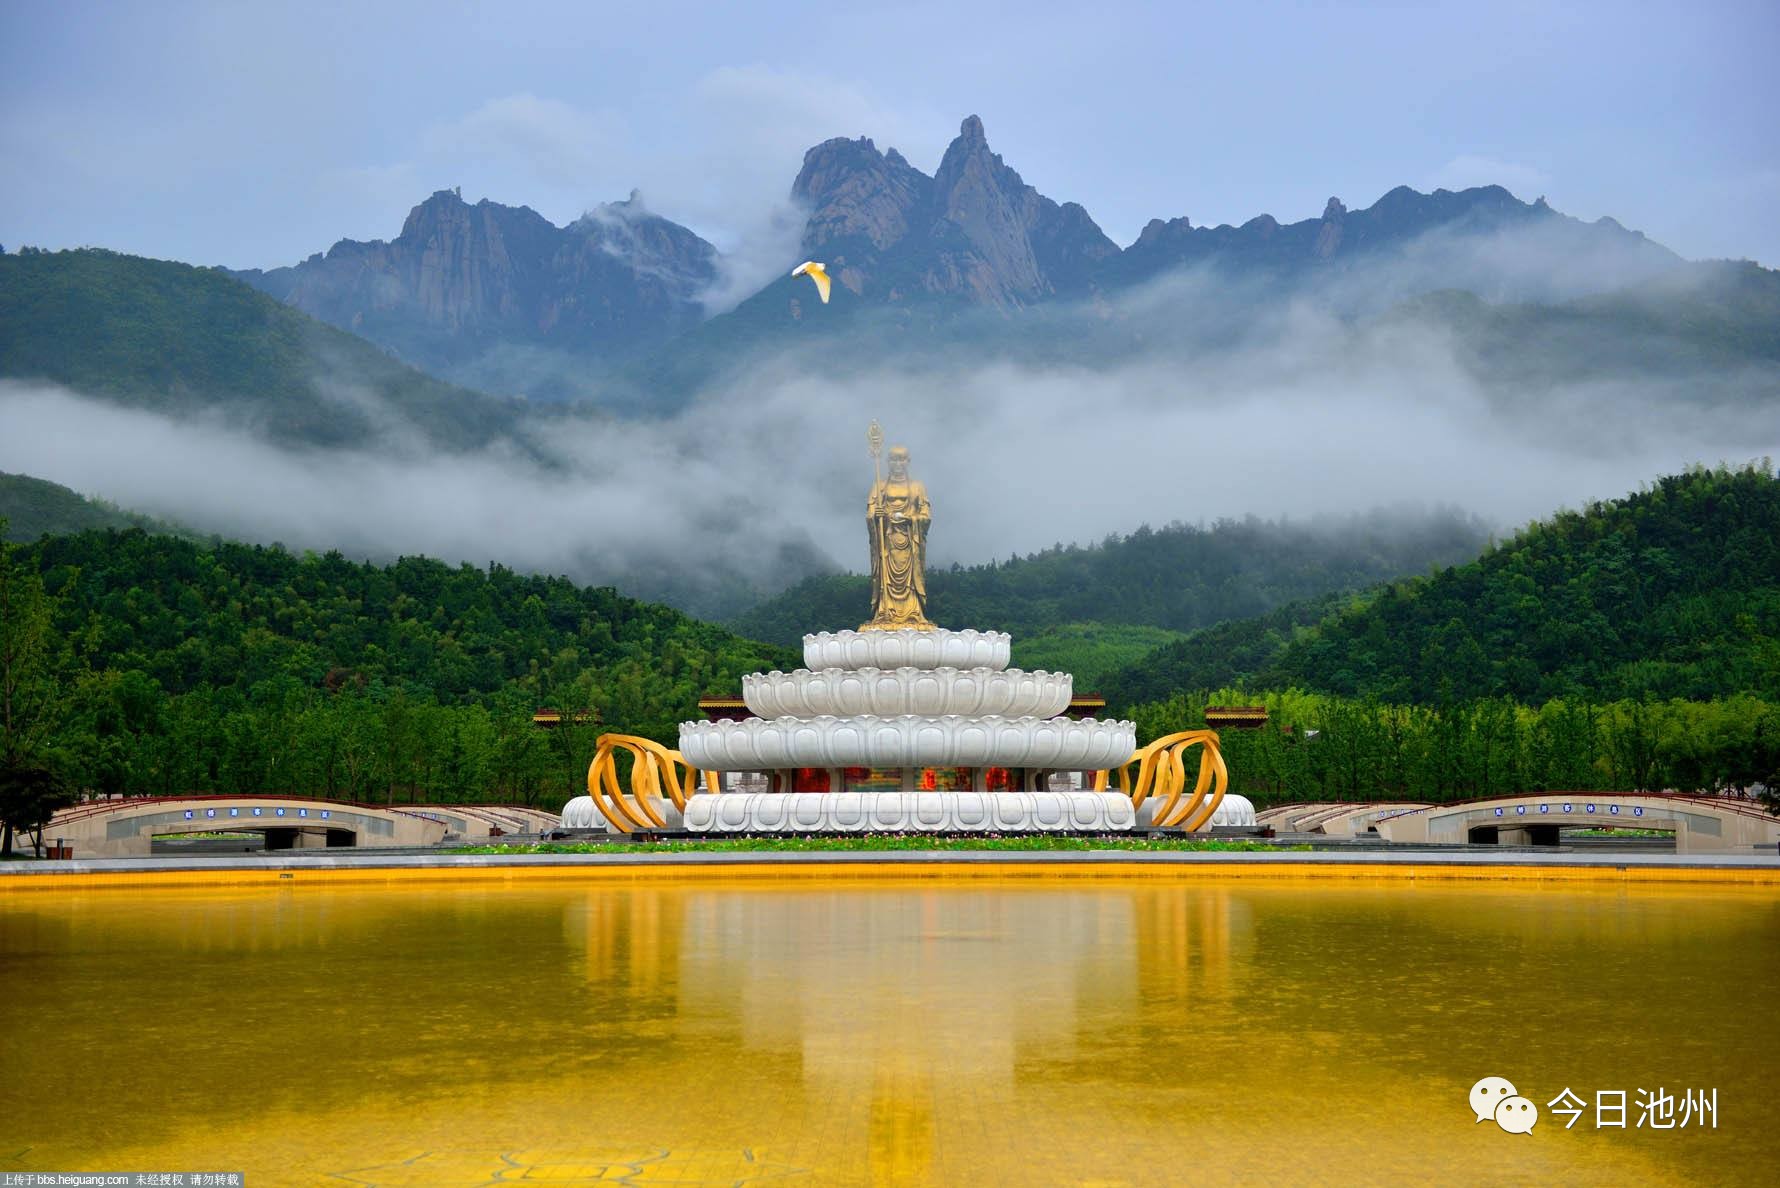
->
[0,248,523,449]
[1106,465,1780,707]
[28,529,792,722]
[731,508,1490,655]
[8,528,794,804]
[0,472,182,541]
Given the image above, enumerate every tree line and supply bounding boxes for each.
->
[730,507,1489,645]
[1127,689,1780,808]
[0,525,794,852]
[1107,464,1780,706]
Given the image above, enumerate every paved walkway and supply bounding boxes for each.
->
[3,846,1778,888]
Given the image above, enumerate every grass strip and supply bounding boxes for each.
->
[452,836,1310,854]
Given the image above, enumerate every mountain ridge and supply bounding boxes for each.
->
[233,188,718,402]
[0,472,186,542]
[0,247,525,451]
[228,114,1714,407]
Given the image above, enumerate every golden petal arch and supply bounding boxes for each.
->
[1094,729,1228,831]
[586,733,720,834]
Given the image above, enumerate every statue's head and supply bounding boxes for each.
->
[888,445,910,478]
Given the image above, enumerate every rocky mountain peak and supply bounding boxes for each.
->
[925,114,1116,302]
[570,194,717,292]
[235,189,718,400]
[399,188,470,239]
[931,114,1005,195]
[929,116,1046,298]
[1316,198,1347,257]
[576,188,648,222]
[794,135,932,254]
[775,113,1117,306]
[1109,180,1680,292]
[794,137,888,202]
[1136,216,1189,248]
[570,190,656,231]
[395,188,555,256]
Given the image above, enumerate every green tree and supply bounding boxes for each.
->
[0,764,74,858]
[0,522,60,770]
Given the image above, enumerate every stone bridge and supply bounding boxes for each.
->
[1256,802,1432,836]
[1371,793,1780,854]
[41,797,559,858]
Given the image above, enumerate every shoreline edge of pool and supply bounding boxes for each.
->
[4,848,1778,890]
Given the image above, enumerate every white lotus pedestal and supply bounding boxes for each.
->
[682,790,1136,834]
[676,628,1139,834]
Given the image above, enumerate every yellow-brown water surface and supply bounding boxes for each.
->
[2,876,1777,1185]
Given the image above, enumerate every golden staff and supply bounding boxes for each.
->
[867,419,884,486]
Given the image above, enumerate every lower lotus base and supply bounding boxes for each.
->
[680,791,1134,834]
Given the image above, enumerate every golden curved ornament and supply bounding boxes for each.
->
[1149,740,1192,826]
[1171,737,1229,831]
[1099,730,1228,831]
[591,739,657,832]
[585,733,718,834]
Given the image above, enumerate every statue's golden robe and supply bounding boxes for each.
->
[861,475,934,631]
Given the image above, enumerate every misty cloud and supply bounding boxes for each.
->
[7,206,1775,620]
[4,229,1774,623]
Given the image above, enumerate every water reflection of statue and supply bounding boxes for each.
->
[862,441,935,631]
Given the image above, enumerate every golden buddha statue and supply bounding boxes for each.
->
[861,434,935,631]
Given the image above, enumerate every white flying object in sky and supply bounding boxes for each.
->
[791,260,831,304]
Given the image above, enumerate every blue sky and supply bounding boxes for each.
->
[2,0,1775,273]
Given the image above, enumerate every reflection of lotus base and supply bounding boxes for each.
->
[681,791,1135,834]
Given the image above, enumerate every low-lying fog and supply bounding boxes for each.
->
[3,247,1774,618]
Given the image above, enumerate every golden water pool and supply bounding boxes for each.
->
[2,875,1776,1185]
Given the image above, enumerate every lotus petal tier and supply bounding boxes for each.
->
[678,714,1137,772]
[803,628,1011,673]
[682,790,1135,833]
[743,666,1071,720]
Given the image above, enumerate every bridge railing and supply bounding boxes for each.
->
[1369,790,1778,825]
[48,795,561,826]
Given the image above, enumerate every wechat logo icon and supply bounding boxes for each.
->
[1470,1075,1539,1134]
